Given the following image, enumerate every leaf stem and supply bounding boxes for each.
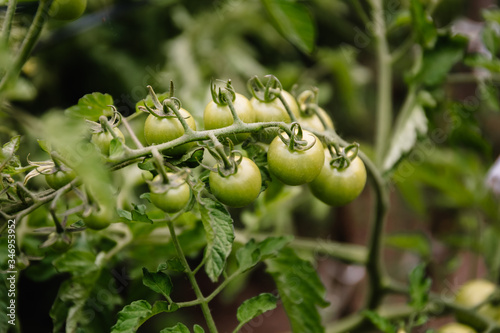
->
[1,0,18,45]
[166,221,218,333]
[371,0,393,167]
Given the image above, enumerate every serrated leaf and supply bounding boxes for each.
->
[363,310,396,333]
[160,323,190,333]
[410,0,437,48]
[412,34,468,86]
[236,236,293,272]
[237,293,278,325]
[111,300,176,333]
[142,268,173,298]
[384,105,428,172]
[409,263,431,310]
[52,250,97,276]
[265,247,328,333]
[118,204,153,223]
[65,92,114,121]
[198,197,234,282]
[261,0,315,54]
[385,233,431,259]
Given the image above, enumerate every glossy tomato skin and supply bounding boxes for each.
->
[149,175,191,213]
[84,207,115,230]
[204,93,255,144]
[299,107,334,132]
[437,323,476,333]
[50,0,87,20]
[455,279,500,322]
[267,131,324,186]
[309,155,367,206]
[209,157,262,207]
[45,170,76,189]
[144,108,197,156]
[251,90,300,142]
[92,127,125,156]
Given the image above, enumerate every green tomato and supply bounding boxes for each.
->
[45,169,76,189]
[91,127,125,156]
[455,279,500,321]
[267,130,324,186]
[209,157,262,207]
[251,90,300,142]
[49,0,87,21]
[299,107,334,132]
[437,323,476,333]
[309,155,366,206]
[149,175,191,213]
[203,93,255,144]
[47,232,73,253]
[84,207,115,230]
[144,108,197,156]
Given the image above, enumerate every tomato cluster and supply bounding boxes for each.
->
[48,76,367,233]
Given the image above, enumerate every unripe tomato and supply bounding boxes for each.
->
[144,108,197,156]
[45,169,76,189]
[50,0,87,21]
[299,107,334,132]
[47,232,73,253]
[309,155,367,206]
[267,130,324,186]
[149,175,191,213]
[455,279,500,321]
[437,323,476,333]
[251,90,300,142]
[209,157,262,207]
[84,207,115,230]
[203,93,255,144]
[91,127,125,156]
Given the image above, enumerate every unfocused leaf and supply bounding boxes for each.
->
[142,268,173,298]
[385,233,431,258]
[363,310,396,333]
[198,197,234,282]
[465,53,500,72]
[0,135,21,174]
[482,23,500,55]
[410,0,437,48]
[409,263,431,310]
[52,250,97,276]
[118,204,153,223]
[412,34,468,86]
[261,0,316,54]
[237,293,278,325]
[265,247,328,333]
[384,105,428,172]
[65,93,114,121]
[479,80,500,111]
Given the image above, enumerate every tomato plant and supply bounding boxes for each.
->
[267,127,324,185]
[309,154,367,206]
[149,175,191,213]
[209,156,262,207]
[45,169,76,189]
[91,127,125,155]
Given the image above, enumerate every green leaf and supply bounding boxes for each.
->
[465,53,500,72]
[385,233,431,258]
[481,227,500,281]
[142,268,173,298]
[383,104,428,172]
[362,310,396,333]
[237,293,278,325]
[482,23,500,55]
[52,250,97,276]
[0,278,9,332]
[410,0,437,48]
[479,80,500,111]
[198,196,234,282]
[109,138,125,159]
[193,325,205,333]
[118,204,153,223]
[409,263,431,310]
[261,0,316,54]
[265,247,328,333]
[112,300,176,333]
[65,92,114,121]
[160,323,190,333]
[0,135,20,174]
[483,9,500,25]
[412,34,468,86]
[258,235,293,259]
[236,236,293,272]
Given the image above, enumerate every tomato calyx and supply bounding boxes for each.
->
[327,142,360,171]
[202,139,244,177]
[148,171,190,195]
[210,79,236,107]
[87,107,122,135]
[297,89,319,117]
[247,74,283,103]
[277,122,316,152]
